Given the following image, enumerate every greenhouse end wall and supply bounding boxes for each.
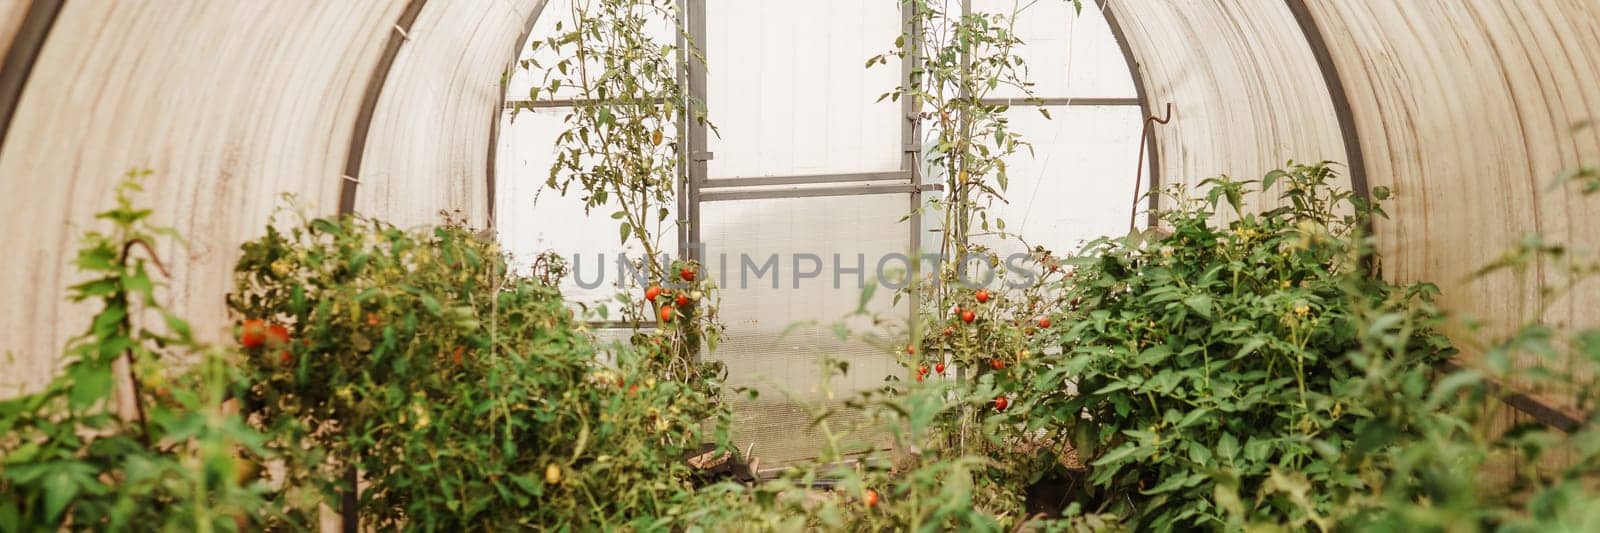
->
[2,0,1599,450]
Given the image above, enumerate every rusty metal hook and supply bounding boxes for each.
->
[1129,102,1173,232]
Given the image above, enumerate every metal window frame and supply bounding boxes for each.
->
[503,1,1146,258]
[701,170,911,189]
[677,0,930,331]
[501,0,1144,328]
[699,182,941,203]
[679,6,923,191]
[680,1,927,241]
[505,96,667,110]
[978,96,1139,107]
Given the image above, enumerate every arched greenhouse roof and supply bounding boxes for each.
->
[2,0,1598,417]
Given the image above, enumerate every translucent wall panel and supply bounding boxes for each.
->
[980,0,1137,99]
[971,105,1147,261]
[1102,1,1346,205]
[495,107,679,314]
[702,194,910,464]
[704,0,903,178]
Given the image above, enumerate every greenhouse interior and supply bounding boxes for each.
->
[2,0,1599,530]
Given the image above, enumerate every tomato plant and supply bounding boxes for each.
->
[0,172,280,530]
[1016,164,1456,529]
[228,212,731,530]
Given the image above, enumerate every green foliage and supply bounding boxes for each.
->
[680,358,1121,532]
[880,2,1087,497]
[875,0,1053,313]
[524,0,724,360]
[528,0,698,286]
[23,6,1600,532]
[1239,159,1600,532]
[1023,163,1455,529]
[228,213,731,530]
[0,171,276,531]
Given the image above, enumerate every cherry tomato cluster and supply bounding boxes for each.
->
[647,285,692,321]
[917,288,1058,416]
[239,318,292,363]
[910,358,950,383]
[644,265,701,323]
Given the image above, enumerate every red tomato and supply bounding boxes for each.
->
[975,289,990,304]
[279,350,292,364]
[366,313,381,327]
[918,365,928,376]
[239,319,267,349]
[265,324,290,347]
[675,293,690,307]
[453,346,465,365]
[906,344,916,355]
[915,373,924,383]
[935,362,947,374]
[864,489,879,507]
[961,309,976,323]
[645,286,663,302]
[660,305,675,322]
[991,358,1005,371]
[994,396,1009,411]
[1037,317,1052,328]
[679,267,697,282]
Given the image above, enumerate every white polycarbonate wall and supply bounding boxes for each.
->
[0,0,546,404]
[495,0,1144,464]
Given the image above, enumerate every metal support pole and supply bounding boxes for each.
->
[682,0,708,263]
[903,0,924,343]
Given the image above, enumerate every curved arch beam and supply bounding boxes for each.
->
[1284,0,1369,202]
[353,0,548,229]
[0,0,63,150]
[1093,0,1161,228]
[1097,0,1348,217]
[486,0,554,229]
[341,0,429,216]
